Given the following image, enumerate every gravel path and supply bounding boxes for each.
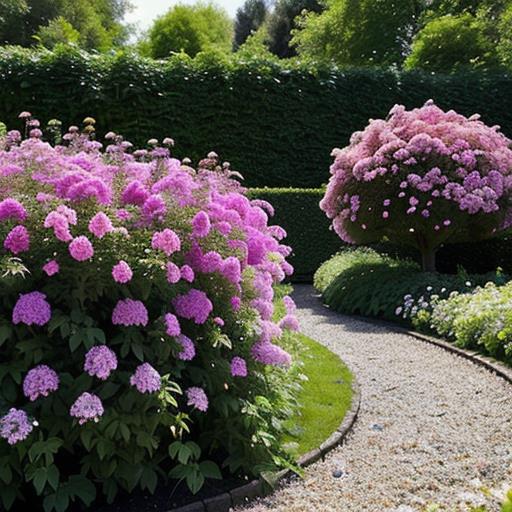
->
[238,285,512,512]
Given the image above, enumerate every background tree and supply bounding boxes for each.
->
[233,0,268,50]
[292,0,424,66]
[266,0,322,58]
[145,3,233,59]
[404,13,500,72]
[34,16,81,49]
[0,0,131,50]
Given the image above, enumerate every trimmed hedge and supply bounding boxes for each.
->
[248,188,342,279]
[1,47,512,187]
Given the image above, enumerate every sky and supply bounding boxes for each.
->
[125,0,244,35]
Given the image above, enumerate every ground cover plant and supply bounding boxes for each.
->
[321,101,512,271]
[412,281,512,364]
[314,248,507,324]
[0,114,303,511]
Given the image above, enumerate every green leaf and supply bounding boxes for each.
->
[131,343,144,361]
[0,325,12,346]
[141,467,157,494]
[199,460,222,480]
[33,467,48,495]
[47,465,59,491]
[69,333,82,352]
[98,382,120,400]
[186,469,204,495]
[177,444,192,464]
[68,475,96,507]
[119,423,130,443]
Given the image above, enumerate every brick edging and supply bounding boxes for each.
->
[169,371,361,512]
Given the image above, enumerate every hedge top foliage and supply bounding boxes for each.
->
[1,46,512,188]
[0,114,301,510]
[320,100,512,270]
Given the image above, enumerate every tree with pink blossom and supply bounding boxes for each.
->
[321,101,512,271]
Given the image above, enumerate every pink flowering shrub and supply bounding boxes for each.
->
[321,101,512,271]
[0,115,299,510]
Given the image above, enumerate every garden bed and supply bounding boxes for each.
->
[315,248,512,367]
[94,331,356,512]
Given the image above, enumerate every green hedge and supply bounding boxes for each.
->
[1,47,512,187]
[248,188,342,279]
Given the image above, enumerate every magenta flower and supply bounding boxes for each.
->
[43,260,59,276]
[121,180,149,206]
[130,363,161,393]
[151,228,181,256]
[165,313,181,337]
[69,236,94,261]
[251,341,291,367]
[23,365,59,401]
[0,198,27,223]
[180,265,195,283]
[44,211,72,242]
[70,392,104,425]
[186,387,208,412]
[166,262,181,284]
[278,314,300,331]
[230,357,248,377]
[176,334,195,360]
[84,346,118,380]
[0,408,33,445]
[221,256,241,284]
[4,225,30,254]
[192,211,211,237]
[231,296,241,311]
[112,299,148,327]
[13,291,51,326]
[88,212,114,239]
[112,260,133,283]
[173,289,213,324]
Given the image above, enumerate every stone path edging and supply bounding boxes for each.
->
[168,355,361,512]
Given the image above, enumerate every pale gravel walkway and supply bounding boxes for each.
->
[238,285,512,512]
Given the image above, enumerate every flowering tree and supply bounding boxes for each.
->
[0,114,299,510]
[321,101,512,271]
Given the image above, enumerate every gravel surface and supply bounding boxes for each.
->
[237,285,512,512]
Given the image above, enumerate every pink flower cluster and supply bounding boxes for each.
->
[70,392,104,425]
[84,346,118,380]
[130,363,161,393]
[23,365,59,401]
[0,118,295,444]
[321,101,512,246]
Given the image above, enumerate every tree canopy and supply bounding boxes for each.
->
[145,3,233,59]
[0,0,131,50]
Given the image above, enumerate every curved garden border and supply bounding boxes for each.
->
[344,308,512,386]
[169,370,361,512]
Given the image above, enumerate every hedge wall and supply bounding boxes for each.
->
[1,47,512,187]
[248,188,342,279]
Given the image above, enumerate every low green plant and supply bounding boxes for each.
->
[315,248,506,323]
[428,282,512,363]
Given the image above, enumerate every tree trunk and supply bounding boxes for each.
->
[421,247,437,273]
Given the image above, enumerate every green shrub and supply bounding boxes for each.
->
[314,248,506,322]
[248,188,342,280]
[428,282,512,363]
[2,47,512,187]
